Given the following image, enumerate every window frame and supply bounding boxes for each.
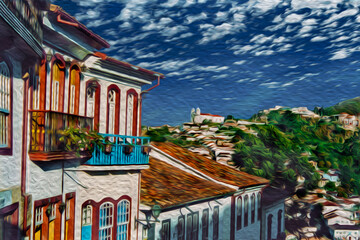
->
[107,85,120,135]
[117,199,130,240]
[244,195,249,227]
[251,194,255,224]
[161,219,171,240]
[0,59,12,155]
[85,80,100,131]
[82,205,92,226]
[99,202,114,240]
[126,89,138,136]
[178,216,185,240]
[68,63,81,115]
[201,209,209,240]
[257,193,261,221]
[236,197,242,230]
[50,55,65,113]
[213,206,219,240]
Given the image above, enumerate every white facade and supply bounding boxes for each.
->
[261,201,285,240]
[191,108,225,124]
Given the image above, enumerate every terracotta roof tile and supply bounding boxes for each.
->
[200,113,223,117]
[141,157,235,209]
[152,142,269,188]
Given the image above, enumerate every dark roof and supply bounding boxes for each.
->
[151,142,269,188]
[329,224,360,230]
[141,157,235,209]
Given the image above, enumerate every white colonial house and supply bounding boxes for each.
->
[0,0,49,238]
[191,108,225,124]
[139,142,269,240]
[329,224,360,240]
[2,3,164,240]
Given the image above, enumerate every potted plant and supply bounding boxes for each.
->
[141,145,152,155]
[59,127,105,157]
[104,137,113,154]
[123,144,134,155]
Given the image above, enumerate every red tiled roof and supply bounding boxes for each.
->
[200,113,223,117]
[141,157,235,209]
[49,4,110,49]
[94,52,165,79]
[151,142,269,188]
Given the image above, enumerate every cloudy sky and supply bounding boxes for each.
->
[54,0,360,126]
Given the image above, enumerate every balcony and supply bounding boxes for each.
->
[29,110,93,161]
[85,134,150,166]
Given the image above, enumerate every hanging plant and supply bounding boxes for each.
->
[59,127,106,157]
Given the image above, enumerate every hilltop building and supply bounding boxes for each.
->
[191,108,224,124]
[0,3,164,240]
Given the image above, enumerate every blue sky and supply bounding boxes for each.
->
[54,0,360,126]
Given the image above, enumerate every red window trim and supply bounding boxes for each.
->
[65,192,76,240]
[85,80,101,131]
[67,62,81,115]
[0,55,13,155]
[49,54,66,113]
[81,195,132,240]
[106,85,121,135]
[125,89,138,136]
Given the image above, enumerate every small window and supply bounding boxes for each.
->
[35,207,43,226]
[257,193,261,221]
[82,205,92,226]
[201,209,209,240]
[186,214,192,240]
[192,213,199,240]
[251,194,255,224]
[49,203,56,221]
[236,197,242,230]
[161,220,171,240]
[66,199,71,220]
[244,195,249,227]
[178,216,185,240]
[213,206,219,240]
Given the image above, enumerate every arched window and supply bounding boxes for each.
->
[0,61,10,149]
[68,64,81,115]
[32,63,46,110]
[99,202,114,240]
[236,197,242,230]
[213,206,219,240]
[201,209,209,240]
[85,81,100,131]
[126,90,138,136]
[257,193,261,221]
[178,216,185,240]
[244,195,249,227]
[277,210,282,236]
[82,205,92,226]
[107,85,120,135]
[267,214,273,240]
[117,200,130,240]
[251,194,255,224]
[51,59,65,112]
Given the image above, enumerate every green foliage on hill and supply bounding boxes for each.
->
[324,97,360,115]
[234,110,360,195]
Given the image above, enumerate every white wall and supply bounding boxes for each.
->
[138,196,231,240]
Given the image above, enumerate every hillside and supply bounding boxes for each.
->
[146,107,360,197]
[324,96,360,115]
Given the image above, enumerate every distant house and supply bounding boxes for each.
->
[329,224,360,240]
[191,108,225,124]
[139,142,269,240]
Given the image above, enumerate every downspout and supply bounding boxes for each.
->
[21,71,30,235]
[138,75,161,135]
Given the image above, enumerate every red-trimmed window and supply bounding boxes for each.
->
[236,197,242,230]
[85,81,100,131]
[68,65,81,115]
[99,202,114,240]
[126,89,138,136]
[32,63,46,110]
[0,61,11,150]
[51,60,65,112]
[107,85,120,135]
[117,200,130,240]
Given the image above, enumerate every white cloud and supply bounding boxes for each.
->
[199,22,241,44]
[233,60,247,65]
[329,49,350,60]
[284,13,305,24]
[302,18,317,26]
[332,36,350,42]
[311,36,328,42]
[187,13,207,24]
[250,34,273,44]
[323,8,359,24]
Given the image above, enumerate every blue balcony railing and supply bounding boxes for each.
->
[85,134,151,166]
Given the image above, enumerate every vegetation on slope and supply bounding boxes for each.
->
[323,96,360,115]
